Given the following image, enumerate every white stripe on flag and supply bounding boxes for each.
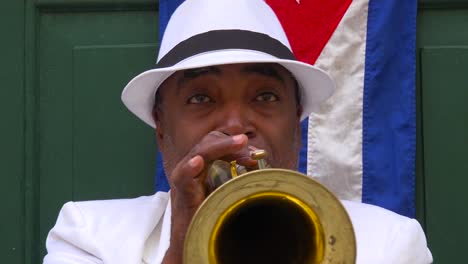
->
[307,0,369,202]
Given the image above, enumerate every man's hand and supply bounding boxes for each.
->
[162,131,256,264]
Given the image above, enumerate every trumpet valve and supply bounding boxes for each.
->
[251,149,267,169]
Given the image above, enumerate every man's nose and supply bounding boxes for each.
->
[217,104,255,138]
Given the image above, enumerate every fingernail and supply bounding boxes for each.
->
[189,156,200,167]
[248,145,258,151]
[232,134,245,144]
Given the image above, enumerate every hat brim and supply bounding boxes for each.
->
[121,50,334,128]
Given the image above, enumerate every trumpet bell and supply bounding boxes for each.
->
[184,169,356,264]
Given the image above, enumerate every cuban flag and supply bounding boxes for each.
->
[156,0,417,218]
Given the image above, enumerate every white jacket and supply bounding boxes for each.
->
[43,192,432,264]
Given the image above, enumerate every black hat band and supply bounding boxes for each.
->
[155,29,296,68]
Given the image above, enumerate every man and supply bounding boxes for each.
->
[43,0,433,263]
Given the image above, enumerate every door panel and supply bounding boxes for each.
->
[71,45,158,201]
[37,8,158,259]
[421,47,468,263]
[417,2,468,262]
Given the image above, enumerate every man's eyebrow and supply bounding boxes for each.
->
[177,66,221,87]
[240,64,285,83]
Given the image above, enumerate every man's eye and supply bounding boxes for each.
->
[188,94,212,104]
[255,92,278,102]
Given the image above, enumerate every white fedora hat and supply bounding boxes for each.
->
[121,0,334,128]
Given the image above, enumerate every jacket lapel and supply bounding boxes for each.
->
[143,196,172,264]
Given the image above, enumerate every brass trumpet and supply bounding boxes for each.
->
[184,150,356,264]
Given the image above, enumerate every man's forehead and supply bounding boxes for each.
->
[174,63,290,85]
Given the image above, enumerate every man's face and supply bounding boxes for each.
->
[154,63,303,175]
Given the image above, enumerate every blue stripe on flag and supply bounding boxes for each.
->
[155,151,169,192]
[299,119,309,175]
[362,0,417,217]
[159,0,184,41]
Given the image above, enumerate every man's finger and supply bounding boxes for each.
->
[191,134,250,163]
[170,155,204,190]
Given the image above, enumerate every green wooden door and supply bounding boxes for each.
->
[1,1,160,263]
[417,0,468,262]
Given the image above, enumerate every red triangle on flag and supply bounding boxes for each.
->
[266,0,352,65]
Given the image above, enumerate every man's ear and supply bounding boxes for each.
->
[153,108,165,147]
